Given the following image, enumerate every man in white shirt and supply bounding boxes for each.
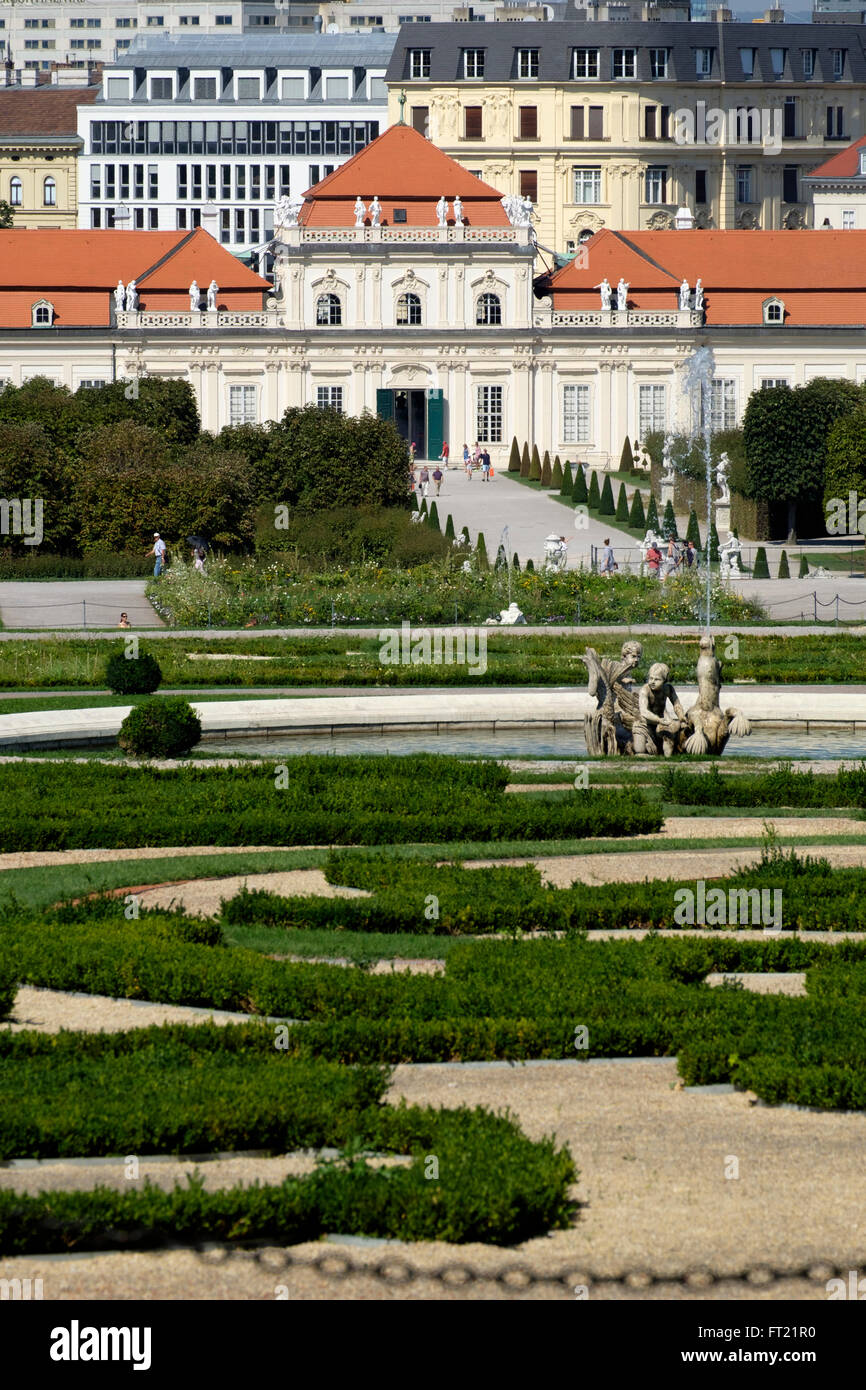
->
[147,532,167,578]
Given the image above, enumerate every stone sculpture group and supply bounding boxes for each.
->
[581,637,750,757]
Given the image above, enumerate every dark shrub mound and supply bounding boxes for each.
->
[104,650,162,695]
[118,697,201,757]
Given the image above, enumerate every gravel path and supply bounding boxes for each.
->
[1,1058,861,1300]
[467,842,866,886]
[1,987,264,1034]
[135,870,368,917]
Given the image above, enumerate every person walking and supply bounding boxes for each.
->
[193,544,206,573]
[118,612,130,629]
[685,539,698,568]
[147,532,167,578]
[481,450,491,482]
[432,463,444,496]
[599,537,616,576]
[462,443,470,471]
[646,540,662,578]
[440,441,450,469]
[419,463,430,499]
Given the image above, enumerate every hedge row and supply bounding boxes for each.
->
[661,762,866,809]
[0,758,661,851]
[219,850,866,934]
[0,1105,577,1253]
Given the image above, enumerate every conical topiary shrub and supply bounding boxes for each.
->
[646,493,659,533]
[778,549,790,579]
[572,464,588,505]
[494,542,508,570]
[529,444,542,481]
[419,498,428,517]
[753,546,770,579]
[411,491,419,511]
[708,522,720,564]
[461,525,471,547]
[520,443,531,477]
[508,437,521,473]
[445,513,455,542]
[599,474,615,516]
[662,499,678,541]
[628,488,646,531]
[475,532,489,570]
[560,461,574,497]
[525,557,535,572]
[686,507,702,549]
[428,500,440,530]
[615,483,630,525]
[551,457,564,490]
[588,470,601,510]
[799,553,809,578]
[541,451,552,486]
[620,436,634,472]
[512,552,521,571]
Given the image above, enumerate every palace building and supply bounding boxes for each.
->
[2,122,866,465]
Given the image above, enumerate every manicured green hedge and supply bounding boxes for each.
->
[661,762,866,809]
[219,850,866,934]
[0,1105,577,1252]
[0,757,661,851]
[0,959,16,1020]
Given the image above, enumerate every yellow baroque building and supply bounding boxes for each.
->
[386,20,866,253]
[0,84,99,228]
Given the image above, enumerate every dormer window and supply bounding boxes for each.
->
[763,297,785,325]
[32,299,54,326]
[859,149,866,175]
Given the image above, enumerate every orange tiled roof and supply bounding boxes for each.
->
[0,228,270,327]
[806,135,866,181]
[300,123,510,228]
[545,229,866,325]
[0,86,99,138]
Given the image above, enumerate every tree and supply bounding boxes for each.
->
[0,420,76,554]
[646,493,659,533]
[708,522,720,564]
[551,457,564,490]
[599,474,615,516]
[778,549,790,579]
[560,462,574,498]
[615,483,630,524]
[620,436,634,471]
[512,552,521,571]
[525,557,535,572]
[475,531,489,570]
[753,546,770,578]
[799,553,809,578]
[572,464,588,505]
[744,379,861,539]
[444,512,455,541]
[257,405,411,515]
[529,444,542,481]
[520,442,531,477]
[824,407,866,535]
[662,499,678,540]
[0,200,14,229]
[628,488,646,531]
[428,500,440,530]
[541,450,552,486]
[686,507,702,550]
[508,437,521,472]
[588,470,601,510]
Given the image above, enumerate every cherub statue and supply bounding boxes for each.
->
[634,662,687,757]
[684,634,751,755]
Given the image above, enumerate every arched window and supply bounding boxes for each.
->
[32,300,54,326]
[476,292,502,326]
[9,177,22,207]
[763,297,785,325]
[396,291,422,326]
[43,177,56,207]
[316,292,342,326]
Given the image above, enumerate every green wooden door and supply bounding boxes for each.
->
[376,388,394,423]
[426,389,444,460]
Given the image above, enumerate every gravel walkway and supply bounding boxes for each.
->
[1,1058,862,1300]
[1,987,263,1034]
[467,843,866,886]
[135,870,368,917]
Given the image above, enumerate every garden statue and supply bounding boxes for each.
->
[353,197,366,227]
[719,530,742,576]
[543,534,569,572]
[189,280,200,311]
[679,278,690,311]
[500,194,522,225]
[276,194,305,229]
[599,278,612,311]
[369,196,382,227]
[683,635,751,756]
[115,280,126,311]
[124,280,138,312]
[436,195,448,228]
[694,279,704,312]
[616,277,629,311]
[715,451,731,506]
[580,636,751,757]
[486,602,526,626]
[520,195,534,227]
[206,279,219,311]
[661,437,676,483]
[453,195,464,227]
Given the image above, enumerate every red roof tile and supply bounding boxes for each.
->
[300,123,510,228]
[0,86,99,138]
